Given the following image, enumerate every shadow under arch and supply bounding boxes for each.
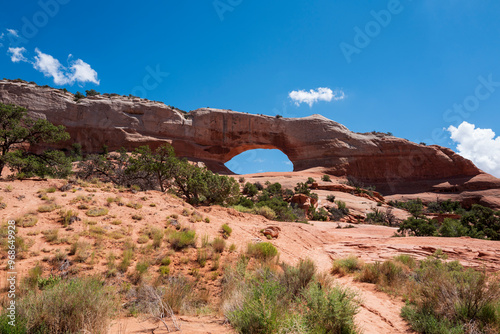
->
[224,147,294,175]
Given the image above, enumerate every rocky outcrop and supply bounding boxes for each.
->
[0,80,496,193]
[291,194,319,212]
[310,182,385,203]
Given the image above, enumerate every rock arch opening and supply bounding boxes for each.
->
[224,149,293,175]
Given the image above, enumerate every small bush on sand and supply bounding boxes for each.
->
[212,237,226,253]
[246,242,278,261]
[14,277,117,334]
[168,229,196,251]
[16,213,38,227]
[37,204,59,213]
[223,258,359,334]
[402,258,500,333]
[221,224,232,238]
[118,247,135,273]
[331,256,363,276]
[86,207,108,217]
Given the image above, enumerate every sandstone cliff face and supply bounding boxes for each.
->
[0,80,488,191]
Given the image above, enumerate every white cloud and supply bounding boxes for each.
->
[448,121,500,177]
[33,48,69,85]
[6,29,19,37]
[7,47,28,63]
[32,48,99,85]
[254,158,265,163]
[69,58,100,85]
[289,87,345,107]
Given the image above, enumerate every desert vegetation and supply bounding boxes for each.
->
[223,250,360,334]
[389,199,500,240]
[0,103,71,178]
[330,251,500,333]
[0,100,499,333]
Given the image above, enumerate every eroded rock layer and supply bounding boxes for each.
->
[0,80,495,193]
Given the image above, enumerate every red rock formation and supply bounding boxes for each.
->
[291,194,318,213]
[0,80,497,194]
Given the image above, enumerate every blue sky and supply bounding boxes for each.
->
[2,0,500,176]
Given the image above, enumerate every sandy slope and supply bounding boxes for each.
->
[0,174,498,333]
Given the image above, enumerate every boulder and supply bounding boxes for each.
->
[262,226,281,239]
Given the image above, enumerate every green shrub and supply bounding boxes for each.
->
[16,213,38,228]
[401,305,464,334]
[398,217,437,236]
[43,229,59,243]
[389,199,424,217]
[168,229,196,250]
[280,258,316,296]
[85,207,108,217]
[247,242,278,261]
[326,194,336,202]
[73,241,92,263]
[226,278,288,334]
[162,275,202,314]
[322,174,331,182]
[310,207,329,221]
[212,237,226,253]
[221,224,232,238]
[243,182,258,197]
[126,202,142,210]
[59,209,78,227]
[159,265,170,276]
[331,256,362,276]
[365,208,387,224]
[118,248,134,273]
[135,261,149,275]
[37,204,59,213]
[427,199,464,214]
[303,283,359,334]
[254,205,276,220]
[0,103,71,178]
[223,257,359,334]
[15,277,117,334]
[438,218,469,237]
[160,256,171,266]
[74,91,85,101]
[196,249,208,267]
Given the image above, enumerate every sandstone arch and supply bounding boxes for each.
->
[0,80,492,193]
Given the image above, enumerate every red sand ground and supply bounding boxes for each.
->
[0,171,498,333]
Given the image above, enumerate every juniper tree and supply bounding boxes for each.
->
[0,103,71,178]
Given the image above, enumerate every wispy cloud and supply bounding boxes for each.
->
[7,47,28,63]
[289,87,345,107]
[254,158,265,163]
[283,161,293,165]
[6,47,100,86]
[448,121,500,177]
[6,29,19,37]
